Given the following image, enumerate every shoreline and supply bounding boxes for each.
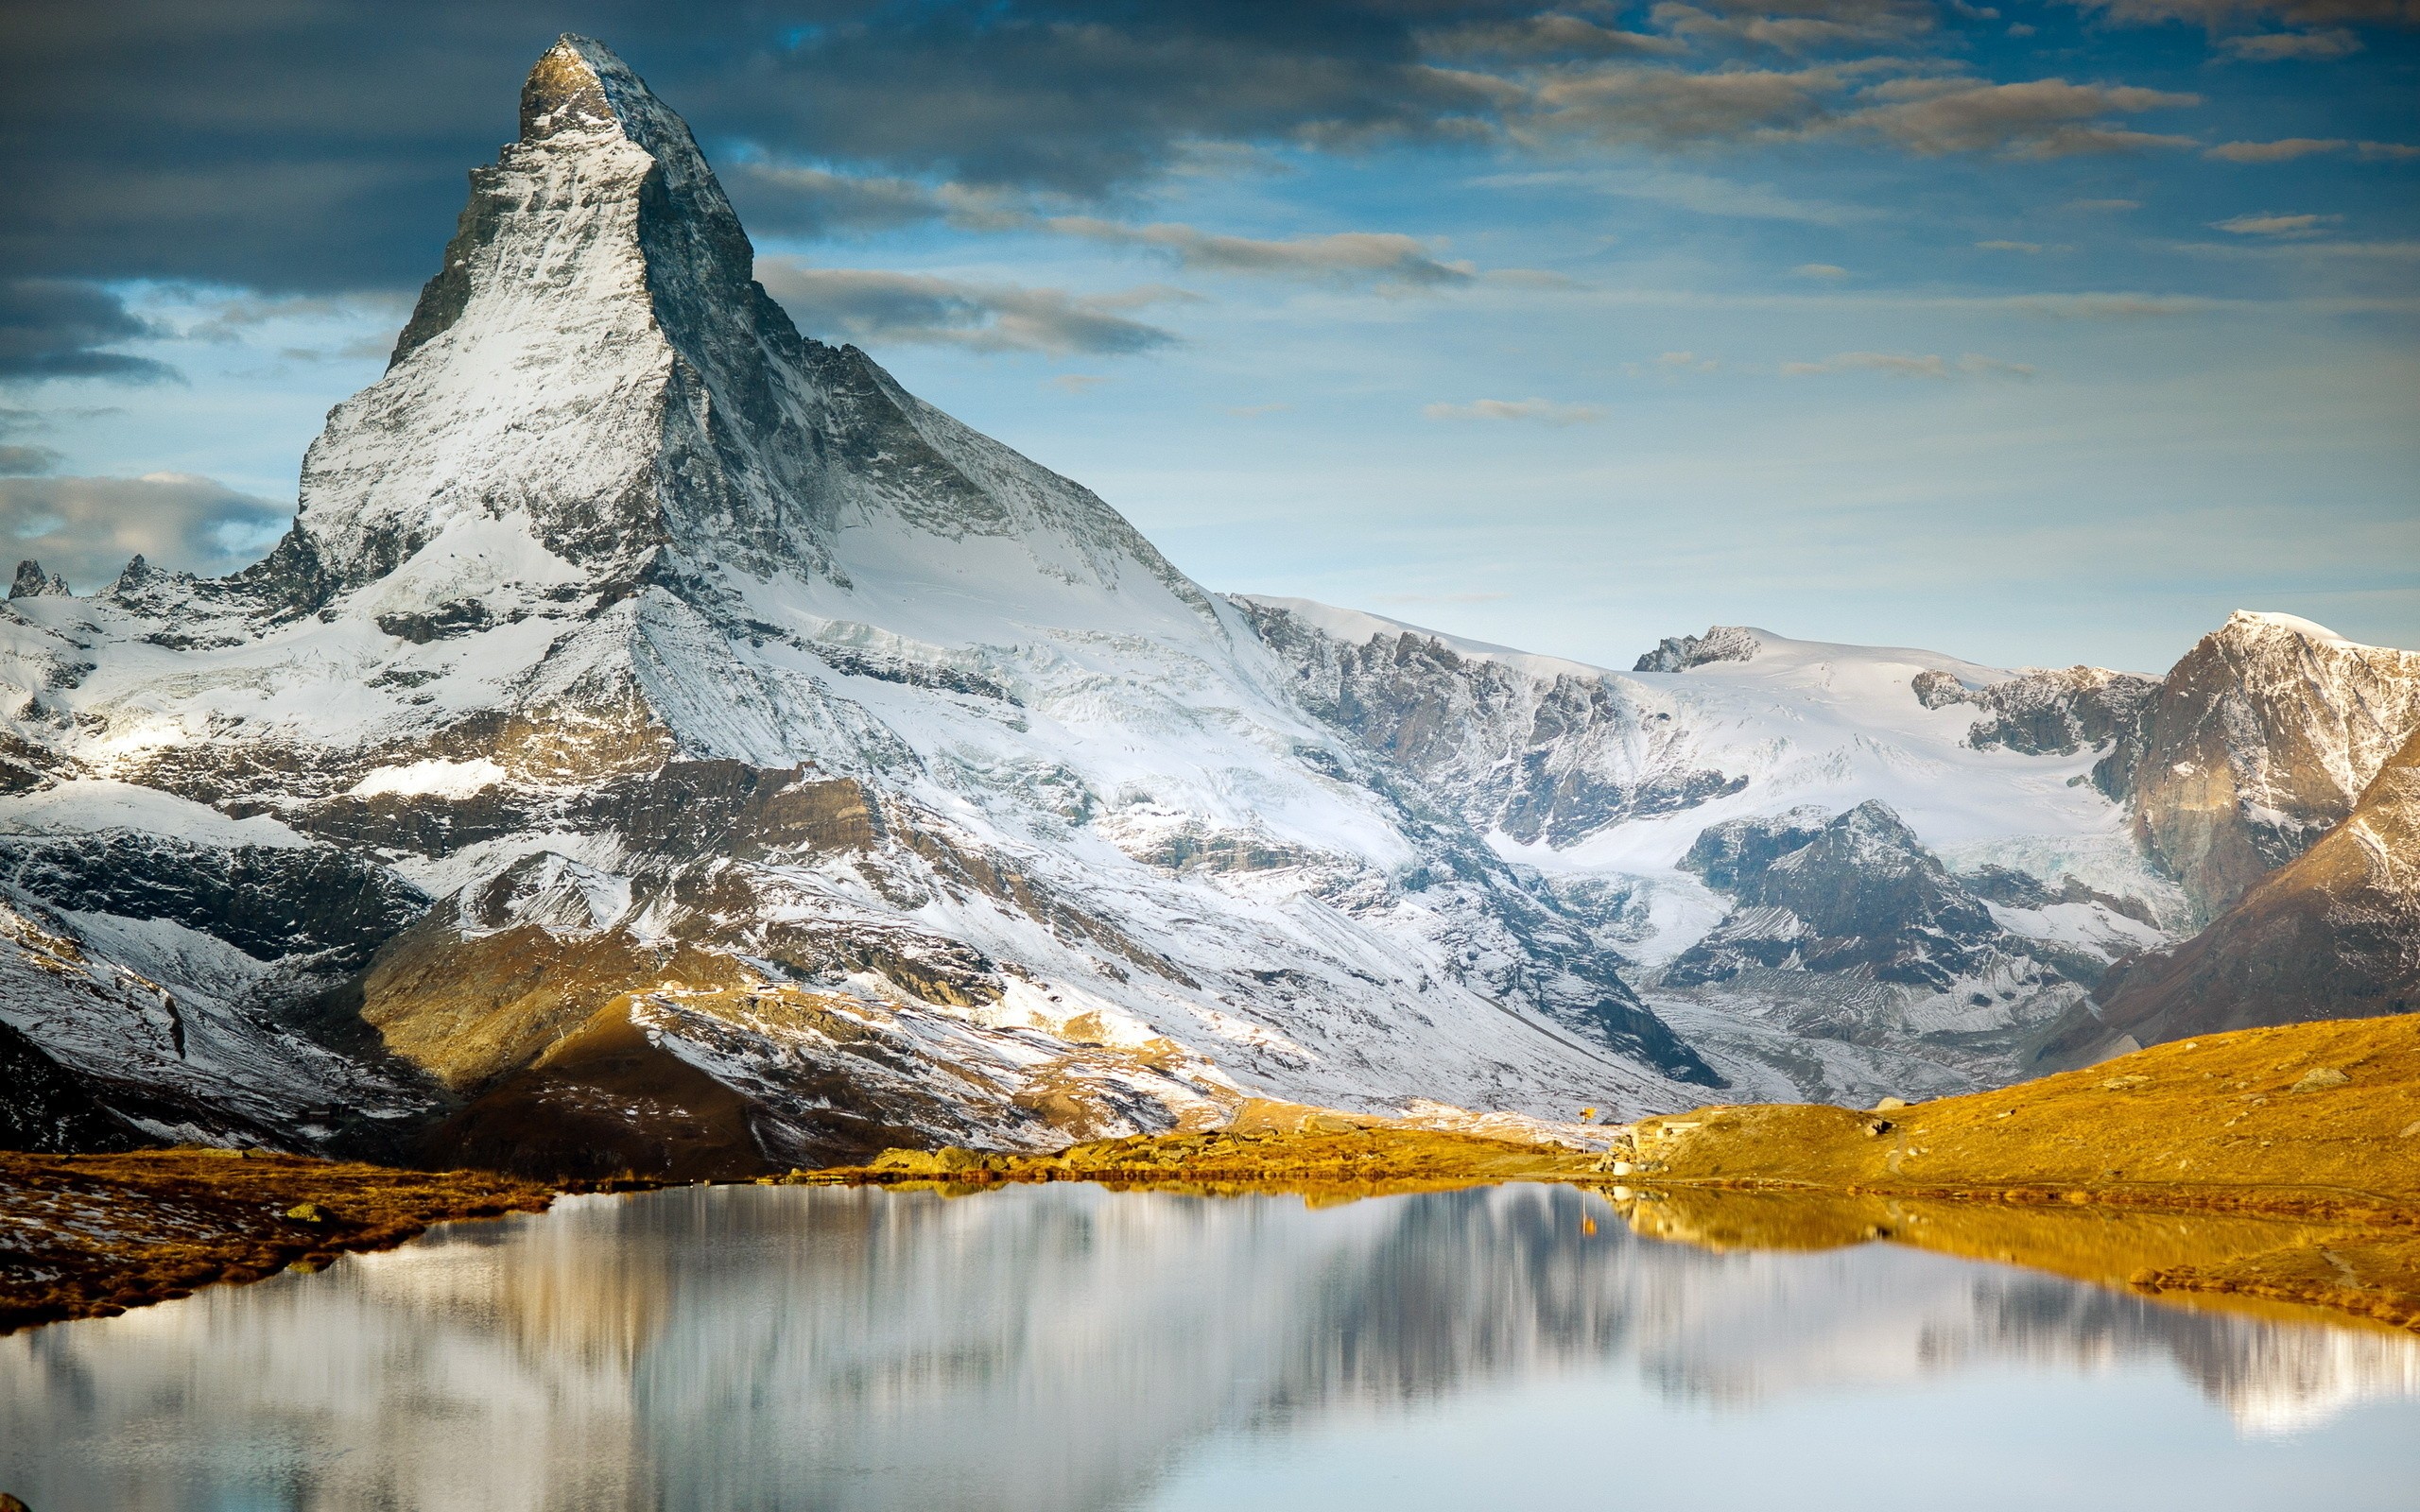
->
[0,1150,564,1333]
[6,1014,2416,1336]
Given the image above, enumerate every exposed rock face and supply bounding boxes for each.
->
[8,560,71,600]
[2049,728,2420,1062]
[0,36,2405,1163]
[1634,626,1760,674]
[1912,664,2161,758]
[1236,601,1745,848]
[0,833,424,968]
[0,36,1724,1172]
[0,1020,151,1153]
[2095,612,2420,921]
[1648,800,2161,1078]
[1668,802,2002,988]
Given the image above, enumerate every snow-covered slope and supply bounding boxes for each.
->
[0,37,1711,1171]
[0,37,2408,1161]
[1237,600,2212,1094]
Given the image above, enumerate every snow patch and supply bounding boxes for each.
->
[0,781,312,850]
[349,759,509,799]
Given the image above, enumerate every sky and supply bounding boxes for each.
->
[2,1,2414,675]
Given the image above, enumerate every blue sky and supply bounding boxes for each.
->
[4,1,2413,673]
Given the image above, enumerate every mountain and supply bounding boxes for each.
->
[2091,611,2420,923]
[2045,726,2420,1061]
[0,37,1719,1176]
[0,36,2410,1171]
[1237,602,2186,1090]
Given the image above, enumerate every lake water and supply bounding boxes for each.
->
[3,1182,2416,1510]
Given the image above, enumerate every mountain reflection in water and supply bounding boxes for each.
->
[2,1183,2415,1511]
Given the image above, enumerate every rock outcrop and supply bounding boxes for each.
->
[2095,612,2420,921]
[1634,626,1760,674]
[0,37,1722,1171]
[1912,664,2160,759]
[2050,727,2420,1061]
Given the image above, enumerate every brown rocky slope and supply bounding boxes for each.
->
[2049,727,2420,1064]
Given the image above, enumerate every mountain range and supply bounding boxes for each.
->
[1,36,2412,1177]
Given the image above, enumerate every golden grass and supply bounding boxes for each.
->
[0,1149,559,1332]
[809,1015,2420,1331]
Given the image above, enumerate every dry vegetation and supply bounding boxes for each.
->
[6,1016,2415,1337]
[0,1149,558,1332]
[808,1015,2420,1331]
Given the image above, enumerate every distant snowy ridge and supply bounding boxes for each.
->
[0,36,2410,1168]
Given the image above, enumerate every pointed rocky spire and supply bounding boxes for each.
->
[388,34,752,369]
[9,559,69,599]
[266,31,1201,620]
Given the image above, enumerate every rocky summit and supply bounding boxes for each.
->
[0,36,2414,1178]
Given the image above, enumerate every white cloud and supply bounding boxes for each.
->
[2212,212,2342,236]
[1045,219,1476,286]
[1781,351,2036,378]
[1793,262,1853,278]
[1423,398,1608,424]
[1842,78,2201,157]
[1470,166,1874,225]
[2217,27,2363,59]
[2205,137,2349,161]
[0,472,290,588]
[1976,239,2047,252]
[1650,0,1937,52]
[755,259,1191,355]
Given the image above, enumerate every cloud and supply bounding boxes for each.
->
[1530,63,1839,146]
[730,166,1491,288]
[2218,27,2364,57]
[713,6,1512,197]
[1043,219,1476,286]
[2205,137,2348,161]
[2212,211,2341,235]
[1658,351,1721,370]
[754,259,1188,355]
[1046,373,1108,394]
[1976,239,2046,251]
[2062,198,2143,213]
[1648,0,1938,52]
[6,4,1524,296]
[1841,78,2201,158]
[1225,402,1288,417]
[726,163,991,237]
[1417,14,1685,59]
[2358,141,2420,159]
[0,410,62,475]
[0,280,179,385]
[1528,65,2202,159]
[0,472,291,587]
[1423,397,1606,424]
[1470,166,1872,224]
[0,446,64,475]
[2002,292,2213,316]
[1793,262,1852,277]
[2061,0,2412,28]
[1781,351,2036,377]
[2170,236,2420,259]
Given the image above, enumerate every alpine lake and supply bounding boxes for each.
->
[3,1179,2415,1510]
